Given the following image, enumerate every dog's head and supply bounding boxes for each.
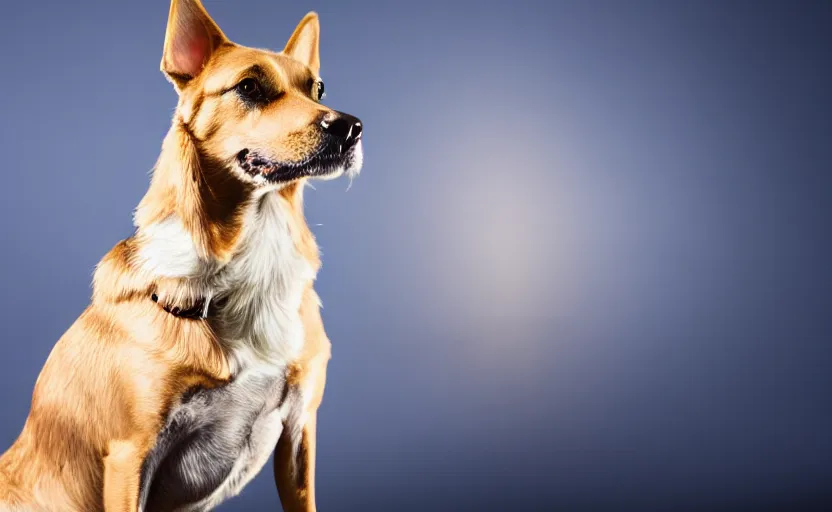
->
[160,0,362,187]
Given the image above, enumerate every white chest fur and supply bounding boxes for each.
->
[138,191,314,363]
[136,192,315,511]
[216,193,315,365]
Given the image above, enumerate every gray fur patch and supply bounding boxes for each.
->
[139,367,297,512]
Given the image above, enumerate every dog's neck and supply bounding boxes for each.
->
[131,121,319,267]
[93,122,321,361]
[134,122,254,264]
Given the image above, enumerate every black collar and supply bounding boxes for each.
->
[151,293,214,319]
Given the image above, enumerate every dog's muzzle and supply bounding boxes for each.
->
[237,111,363,184]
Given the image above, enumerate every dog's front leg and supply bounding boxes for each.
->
[274,414,319,512]
[103,439,147,512]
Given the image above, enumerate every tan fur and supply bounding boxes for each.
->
[274,184,331,511]
[0,1,348,510]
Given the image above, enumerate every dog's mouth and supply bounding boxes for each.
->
[236,138,363,185]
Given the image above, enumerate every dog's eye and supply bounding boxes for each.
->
[236,78,264,102]
[315,80,326,101]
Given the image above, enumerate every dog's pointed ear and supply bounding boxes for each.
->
[283,12,320,74]
[161,0,228,91]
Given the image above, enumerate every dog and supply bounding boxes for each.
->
[0,0,362,510]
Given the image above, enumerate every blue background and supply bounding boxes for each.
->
[1,1,831,510]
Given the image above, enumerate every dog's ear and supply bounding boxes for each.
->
[161,0,228,91]
[283,12,321,74]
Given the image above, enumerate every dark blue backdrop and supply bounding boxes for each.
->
[1,1,830,510]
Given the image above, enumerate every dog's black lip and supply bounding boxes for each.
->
[235,142,354,183]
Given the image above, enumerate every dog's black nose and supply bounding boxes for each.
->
[322,112,362,149]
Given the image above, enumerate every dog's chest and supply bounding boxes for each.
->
[139,362,302,512]
[215,194,315,360]
[139,194,314,511]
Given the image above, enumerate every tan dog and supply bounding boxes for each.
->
[0,0,362,510]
